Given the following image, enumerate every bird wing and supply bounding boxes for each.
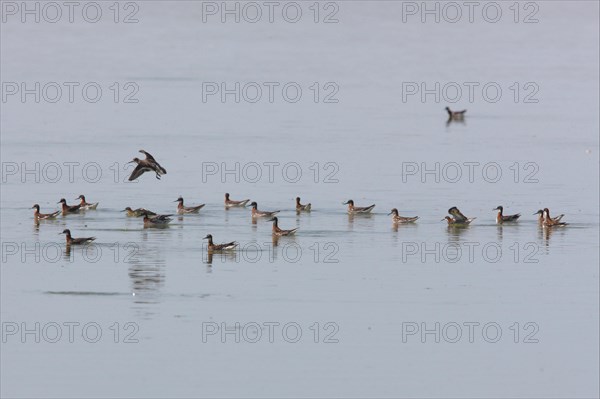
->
[141,151,166,174]
[129,163,149,181]
[73,237,96,244]
[141,150,156,162]
[356,205,375,212]
[215,241,237,250]
[454,210,468,221]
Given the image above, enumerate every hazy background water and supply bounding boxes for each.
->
[1,1,599,397]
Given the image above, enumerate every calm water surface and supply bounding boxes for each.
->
[1,1,599,397]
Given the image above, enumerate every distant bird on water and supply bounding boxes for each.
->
[31,204,60,221]
[175,197,205,214]
[534,209,564,224]
[445,206,476,225]
[343,199,375,214]
[141,212,173,228]
[295,197,312,212]
[61,229,96,245]
[540,208,568,227]
[388,208,419,224]
[445,106,466,120]
[76,194,99,210]
[493,206,521,224]
[249,202,280,218]
[269,217,298,236]
[203,234,238,251]
[122,207,157,217]
[58,198,81,215]
[224,193,250,208]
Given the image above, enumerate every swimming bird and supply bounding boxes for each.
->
[343,200,375,214]
[127,150,167,181]
[203,234,238,251]
[141,212,173,227]
[445,106,466,120]
[225,193,250,208]
[269,217,298,236]
[534,209,564,224]
[57,198,81,215]
[542,208,568,227]
[249,202,280,218]
[175,197,205,214]
[447,206,471,223]
[443,216,476,226]
[493,206,521,224]
[122,207,157,217]
[31,204,60,221]
[60,229,96,245]
[76,195,99,210]
[388,208,418,224]
[296,197,311,212]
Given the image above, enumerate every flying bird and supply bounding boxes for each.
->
[128,150,167,181]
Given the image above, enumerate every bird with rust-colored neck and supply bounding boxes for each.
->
[296,197,311,212]
[58,198,81,215]
[249,202,280,218]
[534,209,564,224]
[269,217,298,236]
[76,194,99,210]
[343,199,375,214]
[61,229,96,245]
[541,208,568,227]
[32,204,60,221]
[203,234,238,251]
[388,208,418,224]
[493,206,520,224]
[225,193,250,208]
[175,197,205,214]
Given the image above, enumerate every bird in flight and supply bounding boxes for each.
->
[128,150,167,181]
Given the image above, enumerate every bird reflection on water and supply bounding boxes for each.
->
[125,236,166,318]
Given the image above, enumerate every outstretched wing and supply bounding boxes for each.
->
[140,150,167,174]
[140,150,156,162]
[129,163,149,181]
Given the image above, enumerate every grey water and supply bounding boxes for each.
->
[1,1,599,397]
